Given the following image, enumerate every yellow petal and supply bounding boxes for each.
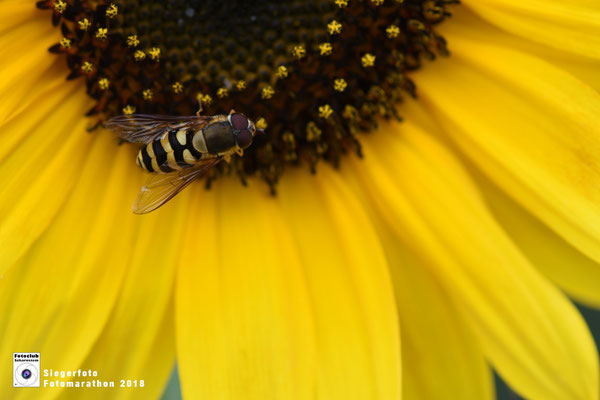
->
[473,168,600,309]
[175,180,316,400]
[0,84,94,273]
[0,2,50,36]
[416,34,600,269]
[439,6,600,93]
[61,202,189,399]
[462,0,600,59]
[385,236,493,400]
[0,134,141,399]
[176,171,401,399]
[330,160,494,400]
[0,61,66,126]
[280,166,401,400]
[350,117,599,400]
[537,48,600,94]
[344,112,492,399]
[0,5,63,125]
[415,14,600,304]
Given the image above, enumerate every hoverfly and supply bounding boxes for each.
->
[106,102,261,214]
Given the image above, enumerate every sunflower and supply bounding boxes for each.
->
[1,0,599,399]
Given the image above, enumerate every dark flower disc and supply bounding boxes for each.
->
[38,0,456,190]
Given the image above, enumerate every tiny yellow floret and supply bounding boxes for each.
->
[143,89,153,100]
[370,0,384,5]
[256,118,267,130]
[361,53,376,67]
[333,78,347,92]
[292,45,306,60]
[319,104,334,119]
[95,28,108,40]
[217,88,229,98]
[172,82,183,94]
[78,18,91,31]
[306,122,322,141]
[261,86,275,99]
[123,105,136,114]
[343,104,360,121]
[81,61,93,73]
[201,94,213,106]
[328,20,342,35]
[54,0,66,13]
[59,38,71,49]
[319,43,333,56]
[98,78,110,90]
[335,0,348,8]
[134,50,146,61]
[277,66,288,79]
[127,35,139,47]
[149,47,161,61]
[236,80,247,90]
[106,4,118,18]
[386,25,400,38]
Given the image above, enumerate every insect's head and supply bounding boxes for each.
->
[229,113,258,150]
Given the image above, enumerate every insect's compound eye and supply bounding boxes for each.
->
[236,129,253,149]
[230,113,249,131]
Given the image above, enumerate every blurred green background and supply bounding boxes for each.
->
[160,303,600,400]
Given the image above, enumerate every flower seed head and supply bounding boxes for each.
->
[39,0,455,188]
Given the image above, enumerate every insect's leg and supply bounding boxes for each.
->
[235,148,244,157]
[196,98,204,116]
[229,109,236,115]
[223,154,232,163]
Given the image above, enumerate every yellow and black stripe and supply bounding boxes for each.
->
[136,129,205,173]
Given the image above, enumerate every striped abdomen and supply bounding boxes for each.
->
[137,129,206,173]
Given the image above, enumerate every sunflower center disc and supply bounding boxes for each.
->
[39,0,456,189]
[118,0,336,85]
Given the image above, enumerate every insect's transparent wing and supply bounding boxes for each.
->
[132,157,222,214]
[106,114,210,144]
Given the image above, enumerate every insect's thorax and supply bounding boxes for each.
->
[200,116,236,155]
